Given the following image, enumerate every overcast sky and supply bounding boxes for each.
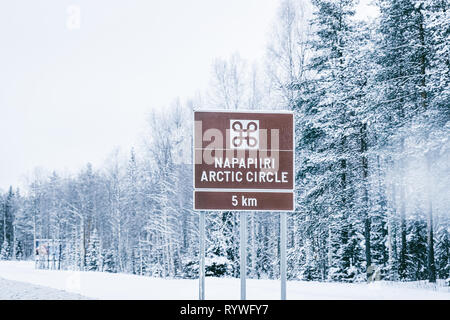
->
[0,0,377,192]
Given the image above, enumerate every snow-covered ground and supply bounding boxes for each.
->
[0,277,90,300]
[0,261,448,300]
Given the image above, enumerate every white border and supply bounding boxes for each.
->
[192,109,295,212]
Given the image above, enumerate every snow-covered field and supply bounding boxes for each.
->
[0,261,448,300]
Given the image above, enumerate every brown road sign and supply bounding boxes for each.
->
[193,110,294,211]
[195,191,294,211]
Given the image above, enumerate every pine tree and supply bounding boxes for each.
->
[1,187,15,261]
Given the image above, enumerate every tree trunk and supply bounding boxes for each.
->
[12,225,16,260]
[399,184,407,279]
[250,212,257,278]
[426,153,436,282]
[417,6,436,283]
[388,180,398,280]
[398,138,407,279]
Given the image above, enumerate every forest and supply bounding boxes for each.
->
[0,0,449,283]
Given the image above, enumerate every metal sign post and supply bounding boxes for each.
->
[193,110,294,300]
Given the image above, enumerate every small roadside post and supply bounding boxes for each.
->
[240,210,247,300]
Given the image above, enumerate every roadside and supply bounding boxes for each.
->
[0,277,91,300]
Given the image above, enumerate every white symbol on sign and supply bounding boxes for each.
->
[230,120,259,150]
